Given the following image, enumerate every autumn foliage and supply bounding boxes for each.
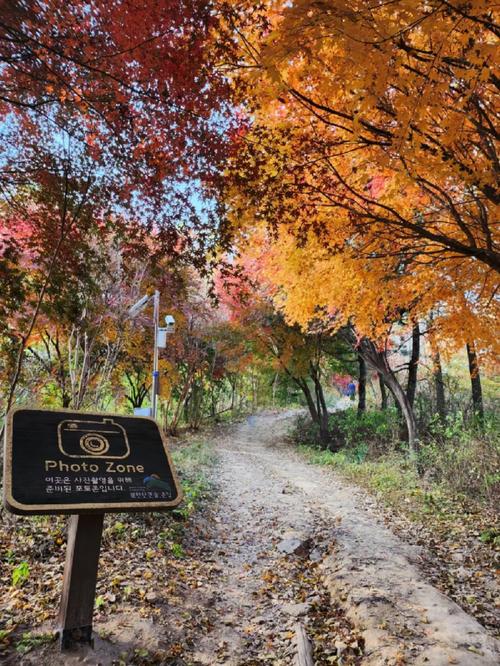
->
[0,0,498,450]
[222,0,499,351]
[0,0,236,261]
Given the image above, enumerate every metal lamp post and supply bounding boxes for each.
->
[127,290,175,420]
[151,290,160,420]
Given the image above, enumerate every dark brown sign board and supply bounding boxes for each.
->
[3,407,182,515]
[3,407,183,651]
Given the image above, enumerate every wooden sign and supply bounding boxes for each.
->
[3,407,182,515]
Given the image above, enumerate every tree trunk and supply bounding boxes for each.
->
[379,374,388,410]
[230,377,236,411]
[272,372,279,406]
[383,371,418,454]
[351,333,418,457]
[315,376,330,444]
[432,351,446,421]
[167,371,194,434]
[357,354,366,414]
[296,375,330,446]
[296,378,319,424]
[466,342,484,422]
[210,387,217,419]
[239,377,245,411]
[309,362,330,445]
[406,323,420,408]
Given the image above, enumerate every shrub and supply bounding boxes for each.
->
[15,632,55,655]
[419,411,500,505]
[328,408,400,456]
[288,414,323,448]
[290,408,400,457]
[294,407,499,506]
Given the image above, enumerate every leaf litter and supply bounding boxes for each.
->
[0,421,362,665]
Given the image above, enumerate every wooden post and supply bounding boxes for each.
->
[58,514,104,650]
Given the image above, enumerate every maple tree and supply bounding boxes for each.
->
[216,255,360,444]
[225,0,498,269]
[223,123,498,350]
[3,220,146,408]
[0,165,113,415]
[219,1,498,377]
[218,0,499,452]
[0,0,242,418]
[227,220,499,451]
[0,0,238,268]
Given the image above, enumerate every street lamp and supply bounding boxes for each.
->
[127,294,150,318]
[127,290,175,420]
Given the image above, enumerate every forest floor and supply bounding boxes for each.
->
[1,410,499,665]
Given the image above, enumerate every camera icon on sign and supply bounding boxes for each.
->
[57,418,130,459]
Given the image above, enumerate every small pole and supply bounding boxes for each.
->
[58,514,104,650]
[151,289,160,420]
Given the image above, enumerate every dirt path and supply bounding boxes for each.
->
[191,410,499,665]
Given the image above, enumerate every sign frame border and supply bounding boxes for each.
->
[3,406,183,515]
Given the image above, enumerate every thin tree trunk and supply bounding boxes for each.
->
[168,371,194,434]
[357,354,366,414]
[239,377,244,411]
[406,323,420,408]
[296,378,319,424]
[230,378,236,411]
[432,350,446,420]
[466,342,484,422]
[309,362,330,444]
[379,373,388,410]
[314,375,330,444]
[211,387,217,419]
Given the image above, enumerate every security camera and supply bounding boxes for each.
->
[164,315,175,328]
